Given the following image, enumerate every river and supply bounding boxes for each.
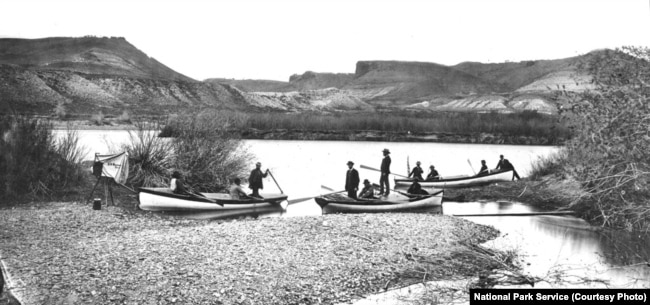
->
[54,130,650,288]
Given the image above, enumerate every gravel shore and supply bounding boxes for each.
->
[1,202,501,305]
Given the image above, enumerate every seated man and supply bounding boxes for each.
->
[426,165,440,180]
[170,171,188,195]
[229,178,250,200]
[477,160,489,176]
[407,181,429,195]
[408,161,424,181]
[358,179,376,199]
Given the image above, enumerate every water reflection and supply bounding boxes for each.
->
[443,201,650,287]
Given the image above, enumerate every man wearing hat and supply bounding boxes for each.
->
[358,179,375,199]
[426,165,440,180]
[408,161,424,181]
[379,148,392,196]
[248,161,269,198]
[345,161,360,199]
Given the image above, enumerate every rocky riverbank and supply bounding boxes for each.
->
[0,202,508,305]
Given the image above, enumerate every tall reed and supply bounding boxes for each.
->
[0,116,85,202]
[124,112,250,192]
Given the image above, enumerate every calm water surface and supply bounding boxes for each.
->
[58,130,650,287]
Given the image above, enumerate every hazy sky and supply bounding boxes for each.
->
[2,0,649,81]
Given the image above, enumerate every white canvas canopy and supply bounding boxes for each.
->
[94,152,129,184]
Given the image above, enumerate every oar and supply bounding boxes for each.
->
[467,159,476,175]
[186,190,223,206]
[287,189,346,204]
[267,169,284,194]
[321,185,336,192]
[360,164,410,179]
[372,183,443,198]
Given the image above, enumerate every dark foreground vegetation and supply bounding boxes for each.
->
[512,47,650,233]
[0,116,87,203]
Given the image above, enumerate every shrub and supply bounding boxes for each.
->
[0,116,85,202]
[561,47,650,232]
[117,110,132,124]
[90,111,106,125]
[123,121,173,187]
[124,112,250,192]
[528,150,568,181]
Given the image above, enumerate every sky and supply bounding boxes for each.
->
[1,0,649,81]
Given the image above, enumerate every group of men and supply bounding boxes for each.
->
[477,155,521,180]
[344,151,521,199]
[171,162,270,200]
[345,148,442,199]
[173,152,520,201]
[344,148,392,199]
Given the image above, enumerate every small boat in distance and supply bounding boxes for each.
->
[315,190,443,214]
[394,169,514,189]
[138,187,288,212]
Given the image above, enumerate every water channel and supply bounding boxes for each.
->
[55,130,650,288]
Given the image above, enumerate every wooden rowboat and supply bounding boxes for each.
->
[394,169,514,189]
[314,190,443,214]
[138,187,288,212]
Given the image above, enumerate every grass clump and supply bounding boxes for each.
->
[124,111,250,192]
[0,116,86,203]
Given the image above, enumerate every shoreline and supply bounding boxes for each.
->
[52,122,563,146]
[0,201,507,305]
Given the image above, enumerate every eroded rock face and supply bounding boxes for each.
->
[0,37,606,116]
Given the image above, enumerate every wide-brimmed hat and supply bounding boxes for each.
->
[347,161,354,165]
[382,148,390,154]
[363,179,370,184]
[256,162,261,166]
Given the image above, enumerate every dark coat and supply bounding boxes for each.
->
[477,164,489,176]
[426,169,440,180]
[380,156,391,174]
[409,166,424,180]
[345,168,360,191]
[497,159,514,170]
[248,168,267,190]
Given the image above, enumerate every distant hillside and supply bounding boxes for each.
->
[0,36,611,117]
[0,64,248,116]
[205,78,290,92]
[0,36,194,82]
[206,71,355,93]
[345,61,504,103]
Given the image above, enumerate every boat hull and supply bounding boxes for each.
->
[138,187,288,212]
[315,191,443,214]
[394,169,514,188]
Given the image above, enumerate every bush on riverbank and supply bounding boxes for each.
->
[124,112,250,192]
[0,116,86,203]
[558,47,650,232]
[160,110,570,144]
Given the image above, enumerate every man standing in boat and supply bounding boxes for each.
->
[408,161,424,181]
[248,162,269,198]
[344,161,360,199]
[496,154,521,181]
[379,148,392,196]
